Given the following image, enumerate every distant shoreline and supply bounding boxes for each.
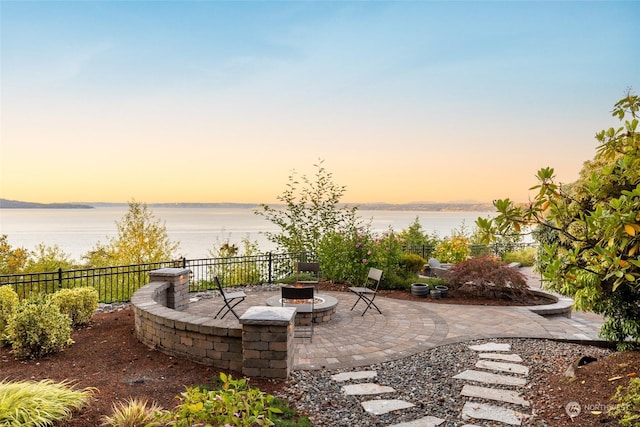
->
[0,198,495,212]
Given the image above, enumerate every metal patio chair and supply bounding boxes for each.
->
[281,285,315,341]
[213,276,246,320]
[349,267,383,316]
[296,261,320,290]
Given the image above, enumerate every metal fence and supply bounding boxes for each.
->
[402,242,537,259]
[0,252,315,303]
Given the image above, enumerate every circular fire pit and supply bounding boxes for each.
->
[265,293,338,325]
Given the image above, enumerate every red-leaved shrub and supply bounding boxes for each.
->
[444,256,529,300]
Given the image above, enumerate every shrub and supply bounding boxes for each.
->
[502,248,536,267]
[400,253,426,274]
[0,379,95,427]
[445,256,529,300]
[0,285,19,333]
[50,287,98,328]
[610,377,640,426]
[433,235,470,263]
[6,296,73,359]
[172,372,283,427]
[101,398,171,427]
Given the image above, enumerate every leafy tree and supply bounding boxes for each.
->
[83,201,180,266]
[256,160,361,254]
[476,92,640,349]
[0,235,28,274]
[24,243,76,272]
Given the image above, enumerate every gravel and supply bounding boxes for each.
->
[278,338,613,427]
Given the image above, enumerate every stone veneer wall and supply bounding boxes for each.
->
[131,268,295,378]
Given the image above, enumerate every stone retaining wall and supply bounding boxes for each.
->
[131,268,295,378]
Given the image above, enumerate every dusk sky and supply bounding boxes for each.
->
[1,1,638,205]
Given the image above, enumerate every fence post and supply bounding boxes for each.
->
[268,252,273,284]
[57,268,63,290]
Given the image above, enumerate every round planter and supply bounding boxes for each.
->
[435,285,449,298]
[410,283,430,298]
[430,289,441,299]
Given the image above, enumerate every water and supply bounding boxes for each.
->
[0,207,495,262]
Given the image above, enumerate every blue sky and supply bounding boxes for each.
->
[1,1,638,204]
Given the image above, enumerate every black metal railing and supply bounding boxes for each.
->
[402,242,537,259]
[0,252,316,303]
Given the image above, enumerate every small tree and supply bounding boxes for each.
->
[24,243,77,272]
[83,200,180,266]
[476,91,640,349]
[0,235,28,274]
[256,160,361,254]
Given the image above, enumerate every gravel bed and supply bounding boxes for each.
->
[278,338,613,427]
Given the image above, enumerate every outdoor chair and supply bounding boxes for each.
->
[427,258,452,278]
[296,261,320,290]
[281,285,315,341]
[349,267,383,316]
[213,276,247,320]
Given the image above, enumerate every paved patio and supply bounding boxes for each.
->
[186,268,606,371]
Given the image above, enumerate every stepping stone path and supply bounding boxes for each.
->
[454,342,531,425]
[327,341,531,425]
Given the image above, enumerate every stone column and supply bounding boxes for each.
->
[240,306,296,379]
[148,268,190,311]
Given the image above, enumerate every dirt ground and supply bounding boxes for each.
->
[1,289,637,427]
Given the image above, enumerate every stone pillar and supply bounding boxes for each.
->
[239,306,296,379]
[148,268,190,311]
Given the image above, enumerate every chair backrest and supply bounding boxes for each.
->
[367,268,383,290]
[281,285,314,301]
[214,276,227,298]
[297,262,320,276]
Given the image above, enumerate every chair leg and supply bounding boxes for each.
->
[360,296,382,316]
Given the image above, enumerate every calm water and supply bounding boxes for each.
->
[0,207,495,262]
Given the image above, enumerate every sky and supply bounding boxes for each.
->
[1,1,638,205]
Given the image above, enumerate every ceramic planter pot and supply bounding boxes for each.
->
[435,285,449,298]
[410,283,430,298]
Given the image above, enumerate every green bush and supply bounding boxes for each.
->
[0,285,19,333]
[445,256,529,300]
[400,253,426,274]
[0,379,95,427]
[6,296,73,359]
[433,235,470,263]
[50,287,98,328]
[502,248,536,267]
[610,377,640,426]
[172,372,282,426]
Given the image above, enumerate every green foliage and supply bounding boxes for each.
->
[476,92,640,348]
[445,256,529,300]
[100,398,172,427]
[317,227,374,284]
[256,160,361,254]
[50,287,98,328]
[0,379,95,427]
[400,216,439,249]
[0,285,19,334]
[400,253,426,274]
[371,228,405,281]
[0,235,28,274]
[172,373,282,427]
[432,235,470,263]
[84,200,180,267]
[6,296,73,359]
[23,243,77,272]
[502,248,536,267]
[610,377,640,426]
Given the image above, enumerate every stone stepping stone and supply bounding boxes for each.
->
[475,359,529,375]
[461,401,528,425]
[361,399,415,415]
[478,352,523,362]
[453,370,527,386]
[331,371,377,382]
[342,383,395,395]
[461,384,530,407]
[469,342,511,352]
[387,415,445,426]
